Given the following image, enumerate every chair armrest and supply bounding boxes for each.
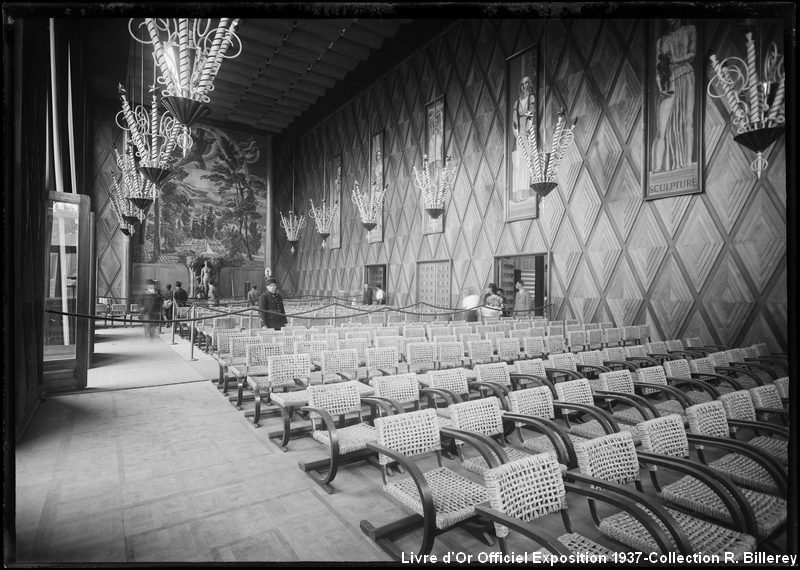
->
[714,366,765,386]
[592,390,660,421]
[577,363,612,374]
[419,387,463,408]
[565,471,693,555]
[727,419,790,438]
[468,381,511,408]
[509,373,555,395]
[473,503,573,556]
[665,375,722,399]
[746,357,789,374]
[361,396,401,417]
[502,413,577,468]
[552,401,621,434]
[545,367,584,380]
[636,451,757,537]
[603,359,640,372]
[625,356,660,366]
[754,406,790,421]
[686,434,788,495]
[667,349,701,359]
[633,381,692,409]
[365,442,436,521]
[728,360,779,379]
[440,427,508,468]
[688,372,743,391]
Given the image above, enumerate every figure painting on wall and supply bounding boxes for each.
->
[368,131,384,244]
[423,97,445,235]
[646,19,703,200]
[506,45,540,221]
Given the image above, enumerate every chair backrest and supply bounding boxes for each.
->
[294,340,328,363]
[509,329,528,340]
[741,346,760,359]
[483,454,567,538]
[636,365,668,387]
[575,350,605,369]
[432,335,459,345]
[774,377,789,399]
[371,373,420,405]
[638,324,651,342]
[724,348,746,363]
[749,384,782,410]
[621,325,640,343]
[583,323,599,331]
[529,326,546,338]
[485,331,507,346]
[664,339,685,352]
[339,337,368,364]
[586,328,604,349]
[515,358,546,378]
[523,336,546,358]
[683,336,704,348]
[496,338,521,361]
[624,345,649,359]
[687,357,715,376]
[467,340,495,363]
[425,367,469,394]
[369,313,386,326]
[601,346,626,362]
[645,341,667,355]
[565,324,583,334]
[662,358,691,379]
[685,400,730,439]
[474,362,512,388]
[427,326,451,339]
[592,369,634,395]
[461,332,482,346]
[533,319,549,328]
[365,346,400,370]
[311,332,340,350]
[549,352,577,372]
[387,313,405,324]
[574,431,640,485]
[452,325,472,339]
[495,323,513,334]
[508,386,555,419]
[346,330,373,345]
[547,324,564,337]
[321,348,359,375]
[450,396,504,437]
[374,326,401,338]
[258,330,286,343]
[217,331,250,355]
[231,336,264,358]
[476,324,496,336]
[374,408,441,465]
[403,325,427,338]
[718,390,757,422]
[603,327,621,346]
[406,342,438,369]
[374,335,406,356]
[308,381,363,420]
[637,414,689,459]
[213,316,237,330]
[598,321,614,329]
[566,330,587,352]
[246,343,284,367]
[544,335,566,355]
[554,379,594,406]
[268,353,312,385]
[437,341,465,369]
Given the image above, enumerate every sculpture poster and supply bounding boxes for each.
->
[645,19,704,200]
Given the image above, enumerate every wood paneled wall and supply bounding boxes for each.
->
[273,18,787,352]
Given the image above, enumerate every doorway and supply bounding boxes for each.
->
[495,253,548,317]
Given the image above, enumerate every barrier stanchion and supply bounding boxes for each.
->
[189,305,197,361]
[170,299,177,345]
[249,307,254,331]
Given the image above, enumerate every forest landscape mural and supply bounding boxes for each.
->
[142,124,268,277]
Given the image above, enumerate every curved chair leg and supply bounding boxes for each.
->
[251,389,262,426]
[360,515,424,561]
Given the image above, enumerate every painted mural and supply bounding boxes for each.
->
[143,124,268,271]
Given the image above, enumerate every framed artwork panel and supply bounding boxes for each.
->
[328,153,342,249]
[368,131,384,244]
[423,96,445,235]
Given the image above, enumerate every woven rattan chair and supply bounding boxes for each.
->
[298,381,394,493]
[685,400,789,493]
[405,342,438,373]
[374,335,407,361]
[436,341,466,370]
[212,331,250,391]
[723,348,779,380]
[226,336,266,398]
[230,342,284,413]
[466,339,497,366]
[621,325,640,346]
[473,363,516,407]
[602,327,622,347]
[566,330,587,353]
[495,338,522,363]
[554,379,641,444]
[310,332,340,351]
[346,329,373,346]
[663,339,705,359]
[585,328,604,350]
[371,373,424,415]
[572,350,613,379]
[707,351,765,389]
[748,384,789,424]
[716,392,789,465]
[643,341,678,364]
[544,335,567,356]
[339,337,368,367]
[475,453,683,557]
[573,431,756,558]
[365,346,403,378]
[744,345,789,375]
[544,352,590,383]
[359,408,499,559]
[512,358,554,392]
[523,336,547,359]
[658,359,722,404]
[587,369,687,425]
[109,303,127,328]
[773,377,789,401]
[638,414,787,545]
[243,353,312,426]
[623,345,660,368]
[634,365,706,412]
[599,346,639,372]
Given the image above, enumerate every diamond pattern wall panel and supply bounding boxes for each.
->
[269,19,786,351]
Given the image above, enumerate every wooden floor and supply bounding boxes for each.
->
[12,326,790,563]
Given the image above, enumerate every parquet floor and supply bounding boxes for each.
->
[12,326,790,563]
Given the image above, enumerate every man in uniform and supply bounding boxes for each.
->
[258,277,288,330]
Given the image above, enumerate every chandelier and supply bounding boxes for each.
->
[129,18,241,128]
[708,30,785,178]
[108,175,139,236]
[117,84,182,190]
[279,210,306,254]
[309,199,339,248]
[113,142,156,224]
[516,107,576,199]
[351,179,386,231]
[413,154,456,220]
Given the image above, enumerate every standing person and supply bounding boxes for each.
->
[513,280,531,316]
[140,279,160,340]
[362,283,373,306]
[173,280,189,307]
[481,283,503,320]
[207,283,219,306]
[162,283,174,324]
[374,285,385,305]
[462,287,480,322]
[247,284,260,306]
[258,277,287,330]
[497,287,509,317]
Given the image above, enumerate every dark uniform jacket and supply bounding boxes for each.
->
[258,291,287,329]
[362,287,373,305]
[173,287,189,307]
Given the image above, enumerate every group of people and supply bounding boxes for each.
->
[139,279,190,340]
[361,283,386,305]
[462,280,531,322]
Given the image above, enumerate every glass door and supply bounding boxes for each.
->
[43,191,91,391]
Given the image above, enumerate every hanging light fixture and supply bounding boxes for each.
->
[113,139,155,224]
[279,146,306,254]
[708,27,785,178]
[129,18,242,128]
[413,154,456,220]
[108,174,139,236]
[117,84,182,190]
[309,144,339,247]
[351,179,386,231]
[515,23,576,200]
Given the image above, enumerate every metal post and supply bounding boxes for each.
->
[170,297,177,345]
[189,305,197,361]
[249,307,253,332]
